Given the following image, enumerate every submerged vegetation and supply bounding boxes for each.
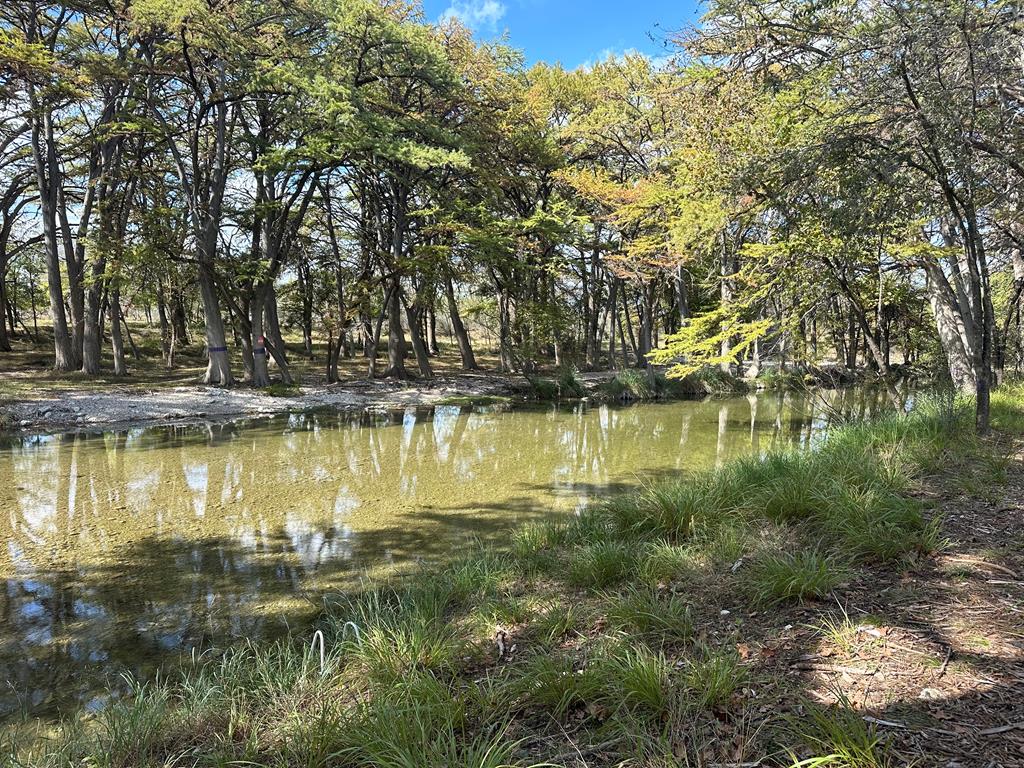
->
[8,385,1022,767]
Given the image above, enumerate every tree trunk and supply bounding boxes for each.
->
[198,256,232,386]
[924,261,976,393]
[445,274,477,370]
[428,307,439,355]
[29,96,74,371]
[0,267,10,353]
[250,287,270,388]
[404,297,434,378]
[110,287,127,376]
[157,284,171,366]
[81,252,107,374]
[385,279,409,379]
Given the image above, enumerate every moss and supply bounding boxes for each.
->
[261,382,302,397]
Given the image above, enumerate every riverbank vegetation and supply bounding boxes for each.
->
[8,386,1024,767]
[1,0,1022,431]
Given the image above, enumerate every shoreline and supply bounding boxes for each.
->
[0,365,888,434]
[0,372,530,433]
[9,388,1024,766]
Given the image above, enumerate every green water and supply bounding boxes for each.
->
[0,388,889,718]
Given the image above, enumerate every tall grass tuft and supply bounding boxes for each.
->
[567,540,638,588]
[603,479,706,542]
[681,648,748,710]
[597,644,671,717]
[516,653,603,717]
[748,549,847,605]
[605,585,693,641]
[787,691,893,767]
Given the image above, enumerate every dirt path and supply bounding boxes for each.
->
[0,372,532,432]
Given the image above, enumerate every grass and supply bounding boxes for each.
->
[748,549,848,605]
[787,692,893,767]
[605,585,693,641]
[681,648,748,710]
[567,540,638,588]
[9,386,1024,767]
[262,382,301,397]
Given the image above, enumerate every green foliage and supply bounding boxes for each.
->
[605,586,693,641]
[262,382,301,397]
[787,692,893,768]
[516,653,603,717]
[681,648,748,710]
[748,550,847,605]
[567,541,638,588]
[637,542,697,585]
[524,375,559,401]
[602,479,705,541]
[556,365,587,398]
[598,644,671,717]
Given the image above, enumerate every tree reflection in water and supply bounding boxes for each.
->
[0,388,892,719]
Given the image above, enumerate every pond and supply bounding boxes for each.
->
[0,387,892,720]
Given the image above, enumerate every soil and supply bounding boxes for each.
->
[699,444,1024,767]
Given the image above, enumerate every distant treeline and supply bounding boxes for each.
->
[0,0,1020,429]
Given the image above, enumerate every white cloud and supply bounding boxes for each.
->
[578,48,674,72]
[440,0,506,32]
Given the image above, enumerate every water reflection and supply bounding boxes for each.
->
[0,387,891,718]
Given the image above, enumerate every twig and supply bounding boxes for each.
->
[946,556,1017,578]
[792,662,877,675]
[980,721,1024,736]
[863,716,907,729]
[937,646,953,678]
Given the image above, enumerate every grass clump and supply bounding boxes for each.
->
[524,366,586,400]
[516,653,603,717]
[556,365,587,398]
[597,368,691,401]
[749,549,846,605]
[787,692,893,767]
[605,586,692,641]
[637,541,697,585]
[524,375,559,400]
[531,602,585,647]
[603,479,705,542]
[434,394,512,408]
[598,644,671,717]
[681,647,748,710]
[567,540,638,588]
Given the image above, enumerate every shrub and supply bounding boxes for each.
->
[557,365,587,398]
[524,375,559,400]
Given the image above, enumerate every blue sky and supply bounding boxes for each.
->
[422,0,704,68]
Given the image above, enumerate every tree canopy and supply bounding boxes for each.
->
[1,0,1021,430]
